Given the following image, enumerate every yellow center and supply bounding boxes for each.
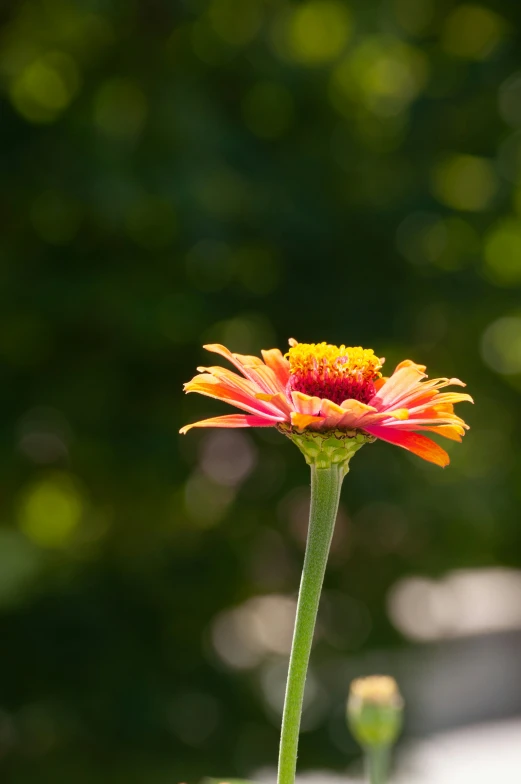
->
[287,342,382,381]
[286,341,383,405]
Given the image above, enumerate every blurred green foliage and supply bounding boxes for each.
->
[1,0,521,781]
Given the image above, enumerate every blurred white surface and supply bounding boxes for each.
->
[257,718,521,783]
[397,718,521,782]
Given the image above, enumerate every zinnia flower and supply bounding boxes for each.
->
[180,339,472,467]
[181,339,473,784]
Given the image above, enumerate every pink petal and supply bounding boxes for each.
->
[370,365,427,409]
[180,414,282,434]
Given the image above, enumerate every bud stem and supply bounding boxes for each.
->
[366,745,390,784]
[277,463,344,784]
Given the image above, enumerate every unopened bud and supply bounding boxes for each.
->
[347,675,403,748]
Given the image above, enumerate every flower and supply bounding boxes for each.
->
[349,675,403,710]
[180,339,472,467]
[347,675,404,749]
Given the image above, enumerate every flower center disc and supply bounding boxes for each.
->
[287,342,382,405]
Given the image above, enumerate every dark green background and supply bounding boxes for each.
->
[1,0,520,781]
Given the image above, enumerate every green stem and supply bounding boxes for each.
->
[366,745,390,784]
[277,463,344,784]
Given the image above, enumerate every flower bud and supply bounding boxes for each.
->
[347,675,403,749]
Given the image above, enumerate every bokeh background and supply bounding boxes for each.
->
[2,0,521,781]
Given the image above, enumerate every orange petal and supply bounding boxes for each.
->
[340,399,376,414]
[422,425,464,442]
[373,377,388,392]
[290,412,324,430]
[395,379,468,411]
[384,407,409,420]
[255,392,292,416]
[320,399,350,429]
[203,343,253,375]
[336,400,377,428]
[354,407,410,428]
[261,348,290,387]
[250,363,287,394]
[431,392,473,405]
[430,402,455,414]
[412,404,457,420]
[202,344,284,395]
[407,393,473,415]
[384,422,466,439]
[395,359,427,373]
[371,365,427,409]
[392,389,439,411]
[203,343,266,380]
[291,391,322,415]
[196,366,262,397]
[365,425,450,467]
[184,378,282,417]
[180,413,282,434]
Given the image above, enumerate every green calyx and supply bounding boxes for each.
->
[278,425,375,475]
[347,701,403,749]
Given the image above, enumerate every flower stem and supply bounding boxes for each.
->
[366,745,390,784]
[277,463,344,784]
